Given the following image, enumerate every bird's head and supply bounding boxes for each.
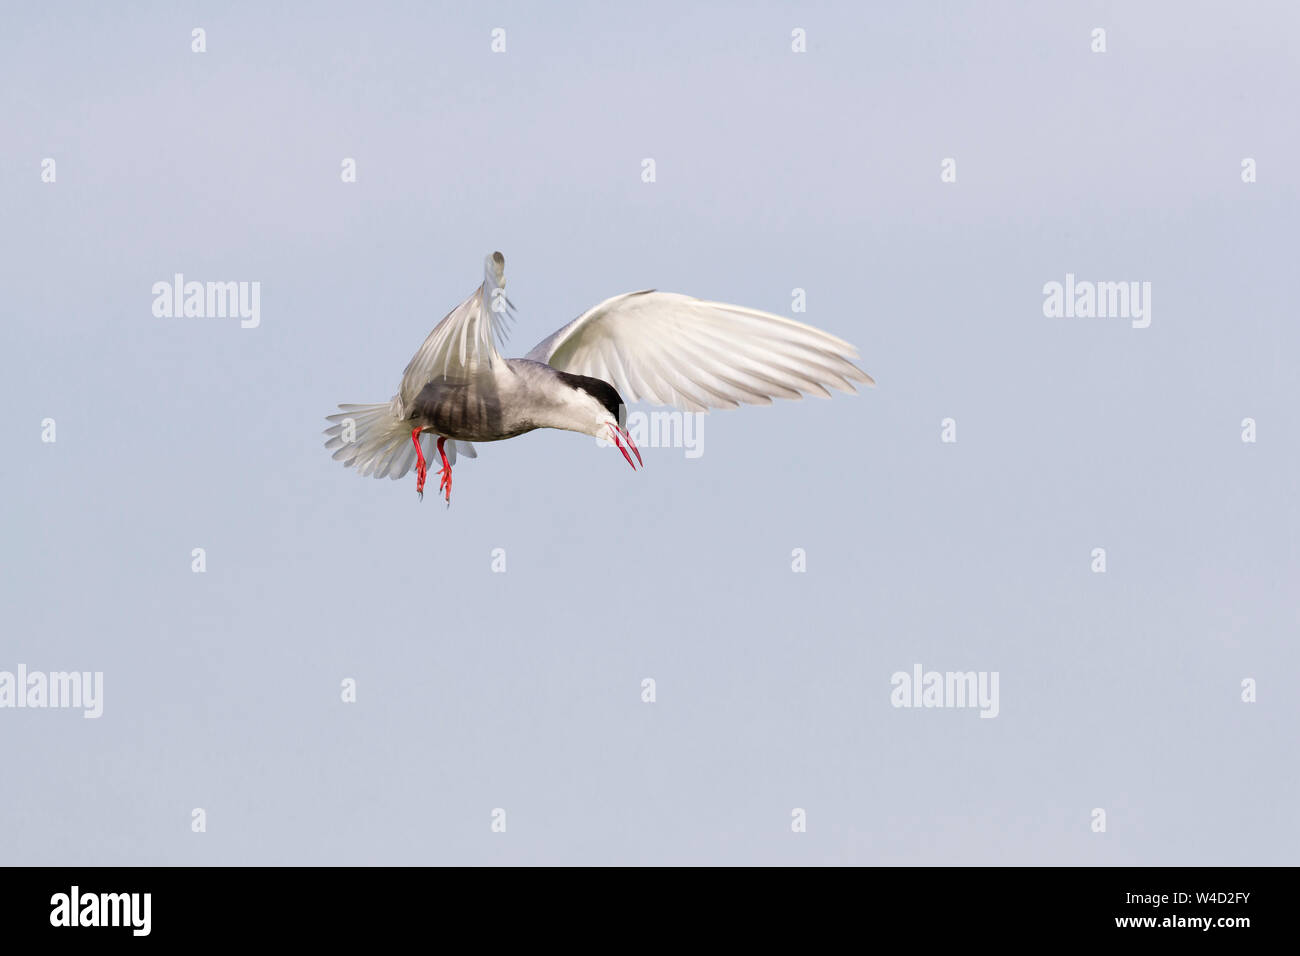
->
[554,371,642,470]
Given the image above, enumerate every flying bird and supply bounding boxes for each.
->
[325,252,873,503]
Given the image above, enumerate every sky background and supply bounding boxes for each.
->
[2,1,1297,865]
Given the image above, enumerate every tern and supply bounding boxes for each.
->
[325,252,873,503]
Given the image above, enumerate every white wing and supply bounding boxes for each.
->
[525,291,873,412]
[398,252,515,405]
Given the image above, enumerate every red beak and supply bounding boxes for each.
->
[607,424,643,470]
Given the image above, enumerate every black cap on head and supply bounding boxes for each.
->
[555,371,626,423]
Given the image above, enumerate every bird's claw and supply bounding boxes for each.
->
[412,426,429,501]
[435,436,453,505]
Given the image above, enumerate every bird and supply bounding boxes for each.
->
[324,252,873,503]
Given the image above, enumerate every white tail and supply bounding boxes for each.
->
[324,399,475,480]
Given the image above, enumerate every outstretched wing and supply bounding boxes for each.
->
[398,251,515,404]
[525,290,873,412]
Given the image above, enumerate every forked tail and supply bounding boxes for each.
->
[324,399,474,480]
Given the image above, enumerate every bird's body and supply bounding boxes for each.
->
[409,359,614,444]
[325,252,872,502]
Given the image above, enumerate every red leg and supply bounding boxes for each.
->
[411,427,428,499]
[436,437,453,503]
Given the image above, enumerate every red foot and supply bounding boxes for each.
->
[436,436,453,504]
[412,427,428,499]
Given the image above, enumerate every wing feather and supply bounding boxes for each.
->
[398,252,514,403]
[525,290,872,410]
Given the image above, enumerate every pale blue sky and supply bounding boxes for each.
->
[1,1,1297,864]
